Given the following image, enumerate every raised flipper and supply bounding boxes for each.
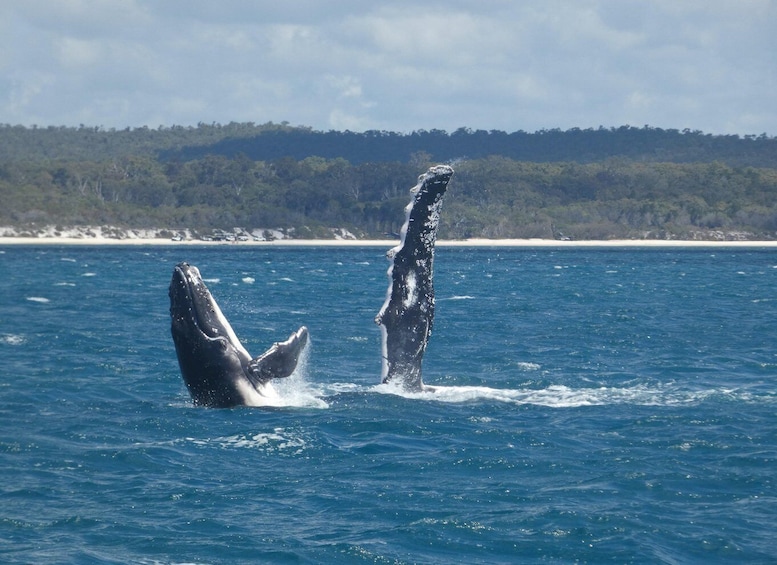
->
[376,165,454,390]
[247,326,309,386]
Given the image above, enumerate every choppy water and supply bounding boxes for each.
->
[1,245,776,563]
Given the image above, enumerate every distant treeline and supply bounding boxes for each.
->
[2,122,775,167]
[1,122,776,239]
[168,125,777,169]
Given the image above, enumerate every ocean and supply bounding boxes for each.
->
[1,244,775,564]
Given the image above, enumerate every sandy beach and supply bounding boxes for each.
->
[3,236,777,247]
[4,224,776,247]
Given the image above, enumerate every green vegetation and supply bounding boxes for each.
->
[1,122,776,240]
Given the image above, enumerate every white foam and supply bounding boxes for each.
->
[368,382,752,408]
[1,334,25,345]
[26,296,50,303]
[186,428,308,454]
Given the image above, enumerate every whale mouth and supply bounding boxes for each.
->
[169,262,244,349]
[170,262,210,337]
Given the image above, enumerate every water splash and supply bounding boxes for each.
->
[268,344,329,409]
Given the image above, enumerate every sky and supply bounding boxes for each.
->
[1,0,775,136]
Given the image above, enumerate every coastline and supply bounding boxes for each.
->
[3,236,777,248]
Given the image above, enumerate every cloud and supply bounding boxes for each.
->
[0,0,774,135]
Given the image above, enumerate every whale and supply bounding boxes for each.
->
[375,164,454,391]
[169,262,308,407]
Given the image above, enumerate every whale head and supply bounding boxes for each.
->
[169,262,308,407]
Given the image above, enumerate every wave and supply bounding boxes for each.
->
[218,372,772,410]
[183,428,308,454]
[26,296,50,303]
[364,382,772,408]
[1,333,25,345]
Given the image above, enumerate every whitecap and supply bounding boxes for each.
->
[371,382,755,408]
[26,296,50,303]
[185,428,308,454]
[1,334,25,345]
[81,272,96,277]
[242,277,255,284]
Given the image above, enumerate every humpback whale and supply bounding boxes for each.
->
[375,164,454,391]
[169,262,308,407]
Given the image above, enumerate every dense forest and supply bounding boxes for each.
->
[1,122,776,240]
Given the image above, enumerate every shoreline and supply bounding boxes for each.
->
[3,236,777,248]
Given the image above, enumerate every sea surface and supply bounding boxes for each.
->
[1,244,776,564]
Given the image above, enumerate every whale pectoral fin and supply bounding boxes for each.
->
[375,165,453,391]
[246,326,309,386]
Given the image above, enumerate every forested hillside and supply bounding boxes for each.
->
[1,122,776,240]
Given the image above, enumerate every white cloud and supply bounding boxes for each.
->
[0,0,774,135]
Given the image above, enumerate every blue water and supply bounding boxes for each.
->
[1,245,776,564]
